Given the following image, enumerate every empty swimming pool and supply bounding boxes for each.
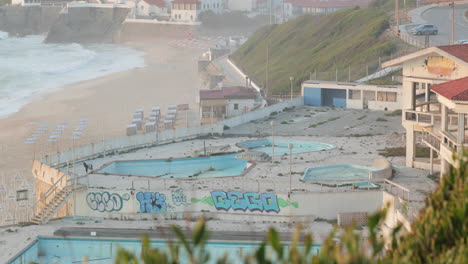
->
[302,164,379,185]
[96,154,252,178]
[238,139,335,156]
[9,237,321,264]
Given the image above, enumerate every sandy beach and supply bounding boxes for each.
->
[0,37,206,223]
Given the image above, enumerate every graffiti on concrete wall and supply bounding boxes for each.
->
[212,191,280,213]
[136,192,167,213]
[171,189,188,206]
[191,191,299,213]
[86,192,130,212]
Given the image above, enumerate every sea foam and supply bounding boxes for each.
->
[0,32,145,118]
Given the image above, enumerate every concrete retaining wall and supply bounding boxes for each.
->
[370,159,393,181]
[75,187,383,221]
[220,97,304,128]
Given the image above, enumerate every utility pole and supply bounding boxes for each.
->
[265,44,269,98]
[396,0,400,34]
[269,0,272,24]
[451,1,455,45]
[289,76,294,101]
[282,0,285,23]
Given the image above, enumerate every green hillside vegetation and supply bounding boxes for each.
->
[231,2,418,95]
[231,8,396,95]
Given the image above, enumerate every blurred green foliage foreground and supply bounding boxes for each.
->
[115,151,467,264]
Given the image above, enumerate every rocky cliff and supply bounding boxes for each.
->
[0,6,61,35]
[44,5,129,43]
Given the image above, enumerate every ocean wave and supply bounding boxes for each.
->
[0,32,145,118]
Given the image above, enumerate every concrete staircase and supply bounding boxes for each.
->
[31,184,85,225]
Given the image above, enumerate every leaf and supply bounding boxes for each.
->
[267,228,283,259]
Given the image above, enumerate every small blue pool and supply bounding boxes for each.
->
[238,139,335,156]
[302,164,379,188]
[96,154,251,178]
[9,237,321,264]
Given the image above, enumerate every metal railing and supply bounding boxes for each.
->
[30,172,70,221]
[383,179,410,202]
[422,131,441,152]
[389,27,426,49]
[404,109,439,124]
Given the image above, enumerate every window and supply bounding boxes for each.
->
[377,91,397,102]
[234,104,239,110]
[16,190,28,201]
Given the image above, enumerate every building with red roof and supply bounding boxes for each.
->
[199,86,259,124]
[136,0,169,18]
[382,44,468,177]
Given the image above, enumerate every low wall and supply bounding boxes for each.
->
[75,187,383,221]
[370,159,393,181]
[226,58,262,92]
[220,97,304,128]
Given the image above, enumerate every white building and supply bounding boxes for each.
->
[283,0,372,19]
[301,81,401,111]
[227,0,255,12]
[171,0,224,22]
[136,0,168,17]
[11,0,41,6]
[382,44,468,176]
[199,86,259,124]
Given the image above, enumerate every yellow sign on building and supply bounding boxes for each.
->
[427,56,455,76]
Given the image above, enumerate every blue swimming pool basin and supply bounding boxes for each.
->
[302,164,379,187]
[238,139,335,156]
[8,236,321,264]
[96,154,252,178]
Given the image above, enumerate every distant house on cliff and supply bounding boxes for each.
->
[136,0,168,18]
[171,0,225,22]
[227,0,255,12]
[11,0,41,6]
[284,0,372,19]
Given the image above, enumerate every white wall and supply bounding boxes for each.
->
[227,98,256,117]
[220,96,304,128]
[11,0,25,5]
[75,187,383,220]
[172,9,199,21]
[228,0,253,11]
[136,1,167,16]
[201,0,224,14]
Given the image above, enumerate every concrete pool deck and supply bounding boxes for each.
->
[2,106,439,262]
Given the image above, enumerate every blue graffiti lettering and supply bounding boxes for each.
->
[136,192,167,213]
[261,193,280,213]
[210,191,280,213]
[211,191,231,211]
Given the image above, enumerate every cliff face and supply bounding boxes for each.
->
[0,6,61,35]
[44,6,130,43]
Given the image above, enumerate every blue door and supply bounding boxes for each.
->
[303,87,322,106]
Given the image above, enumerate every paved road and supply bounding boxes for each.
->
[409,4,468,46]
